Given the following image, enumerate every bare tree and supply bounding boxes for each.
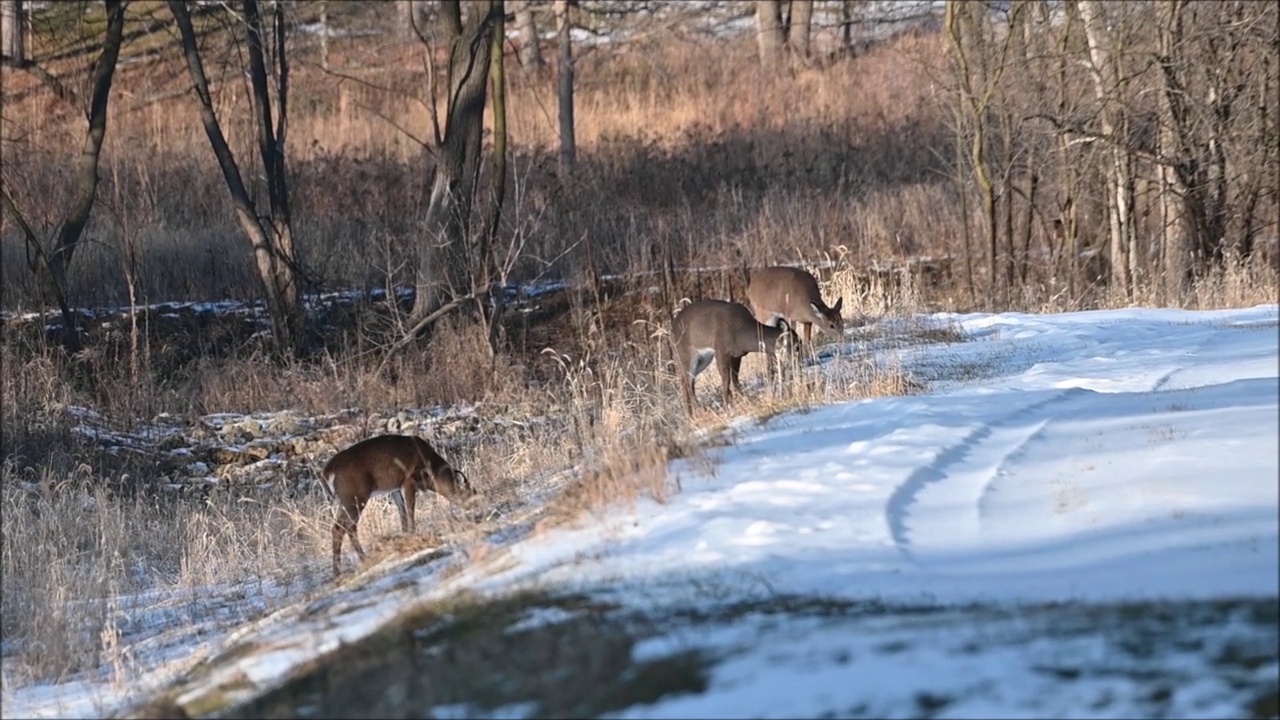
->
[514,0,542,69]
[945,0,1014,303]
[1,0,125,351]
[1154,0,1277,297]
[556,0,575,173]
[0,0,22,64]
[755,0,813,68]
[400,0,430,39]
[481,0,509,354]
[756,0,785,68]
[169,0,306,355]
[1076,0,1137,297]
[318,0,329,70]
[409,0,502,325]
[788,0,812,62]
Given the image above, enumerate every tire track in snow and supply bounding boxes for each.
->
[884,389,1084,564]
[1150,324,1218,393]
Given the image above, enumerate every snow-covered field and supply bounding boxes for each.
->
[478,305,1279,606]
[6,305,1278,719]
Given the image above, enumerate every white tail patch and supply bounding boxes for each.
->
[321,472,337,500]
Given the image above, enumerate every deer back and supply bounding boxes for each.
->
[673,299,795,359]
[747,266,843,333]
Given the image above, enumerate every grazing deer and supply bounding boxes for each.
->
[672,299,798,416]
[320,434,475,576]
[746,266,844,346]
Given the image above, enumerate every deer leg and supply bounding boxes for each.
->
[402,480,417,534]
[390,489,408,531]
[717,353,735,407]
[730,354,744,393]
[804,322,813,346]
[680,352,702,417]
[347,499,368,562]
[332,498,365,576]
[330,520,344,577]
[681,372,696,416]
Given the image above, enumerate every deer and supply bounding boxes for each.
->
[319,434,475,576]
[746,266,845,347]
[671,299,798,416]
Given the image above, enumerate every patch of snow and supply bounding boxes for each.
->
[472,305,1279,608]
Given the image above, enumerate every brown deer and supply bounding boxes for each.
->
[746,266,844,346]
[672,299,798,416]
[320,434,475,576]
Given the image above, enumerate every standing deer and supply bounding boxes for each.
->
[320,434,475,576]
[746,266,844,346]
[672,299,798,416]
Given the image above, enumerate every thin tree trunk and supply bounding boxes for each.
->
[788,0,813,62]
[169,0,305,354]
[515,1,541,69]
[254,0,302,347]
[48,0,126,316]
[411,0,498,323]
[840,0,854,56]
[482,0,508,355]
[945,1,1001,303]
[2,185,81,352]
[1077,0,1133,298]
[400,1,429,39]
[0,0,22,63]
[1158,0,1193,300]
[555,0,575,174]
[756,0,784,69]
[1020,170,1038,286]
[319,0,329,70]
[956,112,975,305]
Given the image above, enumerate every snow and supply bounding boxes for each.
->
[470,305,1279,609]
[4,304,1277,719]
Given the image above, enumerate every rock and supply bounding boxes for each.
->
[266,412,307,437]
[210,445,272,466]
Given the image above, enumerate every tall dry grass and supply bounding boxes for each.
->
[0,247,932,689]
[1,24,957,310]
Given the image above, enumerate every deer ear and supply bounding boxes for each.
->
[832,297,843,313]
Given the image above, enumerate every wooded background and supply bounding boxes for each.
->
[2,0,1276,357]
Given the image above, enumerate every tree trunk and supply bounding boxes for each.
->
[400,1,430,39]
[1157,0,1193,300]
[514,1,541,69]
[244,0,303,350]
[482,0,508,355]
[0,0,22,64]
[756,0,784,68]
[840,0,854,56]
[169,0,305,355]
[49,0,126,306]
[2,186,81,353]
[319,0,329,70]
[410,0,498,323]
[788,0,813,62]
[945,1,1002,303]
[555,0,575,174]
[1077,0,1134,298]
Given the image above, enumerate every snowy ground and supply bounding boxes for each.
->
[476,306,1279,606]
[6,305,1278,719]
